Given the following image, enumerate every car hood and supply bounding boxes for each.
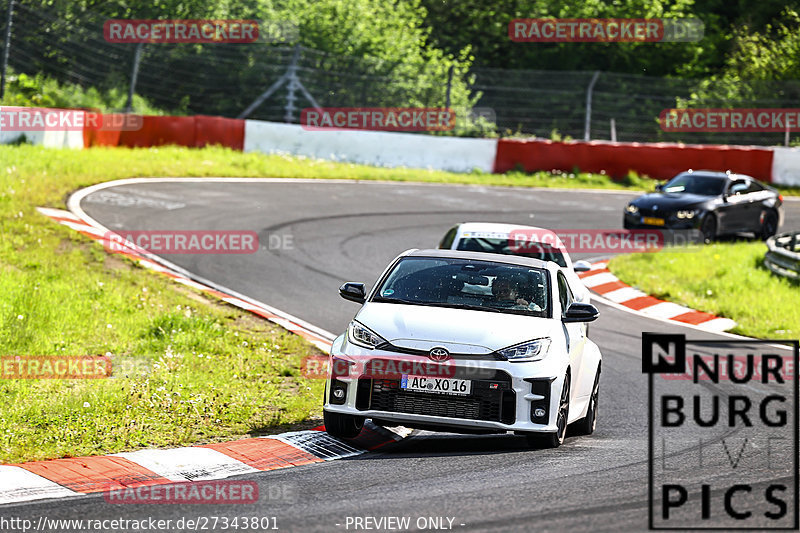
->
[632,192,711,210]
[355,302,556,354]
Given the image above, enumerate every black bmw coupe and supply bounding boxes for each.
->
[623,170,784,242]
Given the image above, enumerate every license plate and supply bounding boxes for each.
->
[400,375,472,396]
[642,216,665,226]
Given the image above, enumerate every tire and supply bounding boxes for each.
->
[323,410,364,439]
[700,214,717,244]
[760,210,778,240]
[526,374,570,448]
[572,367,600,436]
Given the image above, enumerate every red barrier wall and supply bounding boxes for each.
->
[82,114,244,150]
[494,139,775,183]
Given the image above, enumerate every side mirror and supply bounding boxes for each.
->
[573,260,591,273]
[655,184,664,192]
[339,282,367,304]
[563,302,599,323]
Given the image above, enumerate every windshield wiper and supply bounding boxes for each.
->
[372,297,437,306]
[437,303,505,313]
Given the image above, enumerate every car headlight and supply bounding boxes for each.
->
[347,321,387,349]
[676,209,698,219]
[625,204,639,214]
[497,338,551,362]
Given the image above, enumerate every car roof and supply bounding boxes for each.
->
[405,248,554,270]
[677,170,755,181]
[455,222,547,235]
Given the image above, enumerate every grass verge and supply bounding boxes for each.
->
[607,241,799,339]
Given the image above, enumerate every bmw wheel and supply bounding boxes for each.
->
[527,374,570,448]
[700,214,717,244]
[323,410,364,439]
[760,210,778,240]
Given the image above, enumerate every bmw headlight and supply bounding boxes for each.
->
[676,209,698,219]
[348,321,387,349]
[497,338,551,362]
[625,204,639,214]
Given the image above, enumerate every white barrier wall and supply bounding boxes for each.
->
[1,128,84,148]
[771,147,800,187]
[244,120,498,173]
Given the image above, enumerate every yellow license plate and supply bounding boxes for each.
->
[642,217,665,226]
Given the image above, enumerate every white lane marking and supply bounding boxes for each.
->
[113,448,258,482]
[581,272,618,288]
[637,301,692,319]
[0,466,79,505]
[36,207,80,221]
[696,317,739,332]
[602,286,647,303]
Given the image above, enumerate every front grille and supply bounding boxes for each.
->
[358,374,516,424]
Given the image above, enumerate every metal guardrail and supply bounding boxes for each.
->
[765,232,800,281]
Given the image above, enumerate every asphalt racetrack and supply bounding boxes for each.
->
[10,179,800,532]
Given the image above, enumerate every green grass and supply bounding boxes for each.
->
[607,242,800,339]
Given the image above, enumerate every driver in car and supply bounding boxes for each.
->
[491,275,543,311]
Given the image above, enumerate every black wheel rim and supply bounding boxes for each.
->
[557,379,570,442]
[590,383,599,432]
[764,214,777,236]
[702,217,715,241]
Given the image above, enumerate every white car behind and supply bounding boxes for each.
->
[438,222,591,304]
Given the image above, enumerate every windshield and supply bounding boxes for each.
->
[663,174,727,196]
[373,257,550,317]
[455,237,568,268]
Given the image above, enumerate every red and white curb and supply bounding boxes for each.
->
[579,262,737,332]
[0,423,411,505]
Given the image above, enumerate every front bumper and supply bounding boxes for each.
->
[623,210,700,230]
[323,337,567,434]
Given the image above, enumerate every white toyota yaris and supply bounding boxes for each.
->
[323,249,602,448]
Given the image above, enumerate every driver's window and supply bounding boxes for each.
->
[557,272,573,315]
[729,180,748,195]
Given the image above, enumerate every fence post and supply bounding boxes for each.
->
[583,71,601,141]
[610,118,617,142]
[125,42,143,113]
[0,0,15,101]
[283,44,301,123]
[445,65,453,109]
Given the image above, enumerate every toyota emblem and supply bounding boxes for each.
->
[429,347,451,362]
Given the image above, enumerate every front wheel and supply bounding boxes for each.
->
[700,214,717,244]
[526,374,570,448]
[572,367,600,436]
[323,410,364,439]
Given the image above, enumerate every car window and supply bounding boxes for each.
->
[663,174,727,196]
[745,180,764,194]
[729,180,748,195]
[557,272,573,315]
[374,257,551,317]
[455,236,568,267]
[438,226,458,249]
